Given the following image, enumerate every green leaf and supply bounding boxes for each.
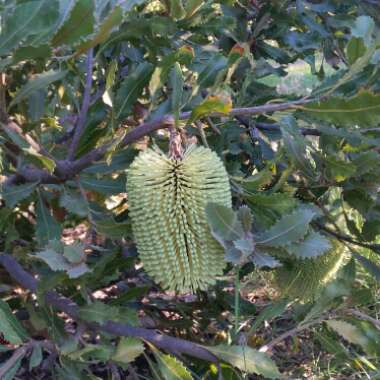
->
[280,116,314,178]
[23,146,56,174]
[256,207,316,247]
[327,319,370,351]
[63,242,85,264]
[1,356,23,380]
[248,299,288,333]
[35,193,62,246]
[233,169,274,192]
[251,250,281,268]
[346,37,366,65]
[188,96,232,125]
[206,345,281,379]
[184,0,203,18]
[353,253,380,282]
[35,248,70,271]
[324,156,357,182]
[115,62,154,120]
[52,0,95,46]
[246,192,297,215]
[59,190,88,217]
[112,337,145,364]
[66,262,91,279]
[79,175,126,195]
[170,62,184,126]
[153,350,194,380]
[0,300,29,345]
[169,0,186,20]
[351,16,375,47]
[29,344,43,370]
[1,181,39,208]
[76,6,123,56]
[233,238,254,256]
[205,203,244,242]
[285,231,331,258]
[0,0,58,55]
[300,91,380,127]
[78,301,120,324]
[237,205,253,234]
[10,70,67,108]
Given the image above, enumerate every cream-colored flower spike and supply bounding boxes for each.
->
[127,145,232,293]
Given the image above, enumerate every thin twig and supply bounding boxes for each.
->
[259,316,329,353]
[346,309,380,329]
[67,48,94,160]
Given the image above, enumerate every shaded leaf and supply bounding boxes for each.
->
[206,345,281,379]
[35,193,62,246]
[189,96,232,125]
[346,37,366,65]
[301,91,380,127]
[10,70,67,108]
[327,320,370,351]
[285,231,331,258]
[353,253,380,282]
[76,6,123,56]
[170,62,184,126]
[206,203,244,242]
[252,250,281,269]
[256,207,316,247]
[63,243,85,264]
[35,248,70,271]
[112,337,145,364]
[1,181,39,208]
[115,62,154,119]
[29,344,43,371]
[0,300,29,345]
[52,0,95,46]
[66,262,91,279]
[79,175,126,195]
[237,205,253,233]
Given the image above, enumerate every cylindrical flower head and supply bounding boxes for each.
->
[127,145,232,293]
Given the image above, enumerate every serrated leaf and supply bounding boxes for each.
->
[252,250,281,268]
[0,300,29,345]
[280,116,314,178]
[249,299,288,333]
[67,262,91,278]
[256,207,316,247]
[237,206,253,233]
[206,345,281,379]
[325,156,357,182]
[353,253,380,282]
[169,0,186,20]
[286,231,331,258]
[327,320,370,351]
[233,238,254,256]
[115,62,154,119]
[1,181,39,208]
[346,37,366,65]
[300,91,380,127]
[35,193,62,246]
[0,0,58,55]
[170,62,184,126]
[112,337,145,364]
[153,350,194,380]
[189,96,232,125]
[206,203,244,242]
[246,192,297,215]
[59,190,88,217]
[78,301,119,324]
[10,70,67,108]
[35,248,70,271]
[23,146,56,174]
[52,0,95,46]
[79,175,126,195]
[76,6,123,56]
[184,0,203,18]
[63,242,85,264]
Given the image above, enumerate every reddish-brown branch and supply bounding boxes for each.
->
[0,253,218,364]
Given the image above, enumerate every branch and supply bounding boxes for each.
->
[67,48,94,161]
[5,98,316,184]
[0,253,218,365]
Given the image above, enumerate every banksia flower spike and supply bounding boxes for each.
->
[127,145,232,293]
[274,240,346,301]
